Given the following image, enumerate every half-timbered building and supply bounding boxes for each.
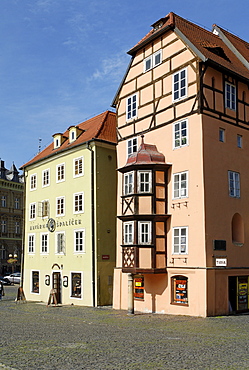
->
[112,12,249,316]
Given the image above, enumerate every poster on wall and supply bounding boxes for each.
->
[134,277,144,300]
[173,277,188,304]
[237,276,248,311]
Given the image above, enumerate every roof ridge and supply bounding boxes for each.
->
[214,24,249,48]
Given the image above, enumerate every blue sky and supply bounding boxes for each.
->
[1,0,249,170]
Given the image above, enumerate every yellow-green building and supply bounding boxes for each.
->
[21,111,117,306]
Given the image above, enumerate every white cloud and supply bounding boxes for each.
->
[90,52,130,83]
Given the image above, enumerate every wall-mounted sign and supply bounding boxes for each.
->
[47,218,56,232]
[216,258,227,267]
[102,255,110,260]
[63,276,68,287]
[45,275,50,286]
[134,276,144,300]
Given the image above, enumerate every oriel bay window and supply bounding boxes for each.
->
[138,221,152,244]
[123,222,134,244]
[138,171,152,193]
[124,172,134,195]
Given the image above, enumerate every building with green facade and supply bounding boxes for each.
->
[21,111,117,306]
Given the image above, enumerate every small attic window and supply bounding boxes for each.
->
[205,46,230,62]
[68,127,77,143]
[153,21,163,31]
[53,134,62,149]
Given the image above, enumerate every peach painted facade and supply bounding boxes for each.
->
[112,13,249,316]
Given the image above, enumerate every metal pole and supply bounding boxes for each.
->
[127,273,134,314]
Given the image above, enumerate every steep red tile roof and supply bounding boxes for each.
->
[21,111,117,169]
[128,12,249,81]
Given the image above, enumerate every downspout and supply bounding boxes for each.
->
[87,142,96,307]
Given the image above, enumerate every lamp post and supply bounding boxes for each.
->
[7,253,18,273]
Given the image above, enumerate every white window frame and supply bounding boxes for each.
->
[74,229,85,253]
[123,171,134,195]
[144,55,152,72]
[126,93,138,121]
[173,119,188,149]
[40,232,49,254]
[127,137,138,157]
[138,170,152,193]
[74,156,84,178]
[138,221,152,245]
[123,221,134,245]
[228,171,240,198]
[55,231,65,255]
[173,68,187,102]
[225,82,236,111]
[56,163,65,183]
[173,171,188,199]
[30,174,37,191]
[71,271,83,299]
[42,169,50,188]
[74,192,84,214]
[28,234,35,254]
[173,227,188,255]
[153,49,162,68]
[144,49,162,72]
[29,203,36,220]
[56,196,65,217]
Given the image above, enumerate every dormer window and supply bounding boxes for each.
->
[68,126,84,143]
[53,133,66,149]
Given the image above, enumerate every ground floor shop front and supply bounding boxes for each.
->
[113,267,249,316]
[22,260,114,307]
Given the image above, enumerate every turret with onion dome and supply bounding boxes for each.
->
[118,136,171,274]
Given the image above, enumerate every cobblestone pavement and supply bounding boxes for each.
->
[0,286,249,370]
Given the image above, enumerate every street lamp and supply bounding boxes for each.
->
[8,253,18,273]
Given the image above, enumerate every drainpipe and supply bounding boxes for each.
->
[87,142,96,307]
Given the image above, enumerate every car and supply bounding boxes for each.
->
[4,272,21,284]
[0,277,12,285]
